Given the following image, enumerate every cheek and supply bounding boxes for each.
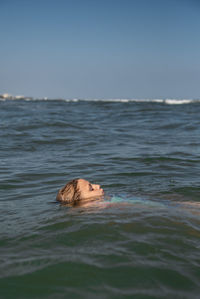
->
[80,189,92,199]
[80,188,104,199]
[92,189,104,196]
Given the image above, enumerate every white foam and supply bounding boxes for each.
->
[83,98,164,103]
[164,99,196,105]
[64,98,79,102]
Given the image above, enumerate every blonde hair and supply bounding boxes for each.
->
[56,178,81,203]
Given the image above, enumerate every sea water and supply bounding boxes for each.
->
[0,99,200,298]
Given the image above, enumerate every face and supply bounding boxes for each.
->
[77,179,104,200]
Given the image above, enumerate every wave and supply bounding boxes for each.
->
[1,96,200,104]
[64,98,200,104]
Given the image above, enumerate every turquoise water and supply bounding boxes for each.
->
[0,99,200,298]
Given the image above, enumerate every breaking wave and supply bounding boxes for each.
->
[1,97,200,104]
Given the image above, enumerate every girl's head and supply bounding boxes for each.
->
[56,178,104,204]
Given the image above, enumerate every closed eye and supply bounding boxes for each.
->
[89,183,94,191]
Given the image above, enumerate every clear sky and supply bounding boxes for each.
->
[0,0,200,99]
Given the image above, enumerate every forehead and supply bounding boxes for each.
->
[78,179,90,189]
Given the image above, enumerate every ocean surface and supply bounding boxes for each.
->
[0,98,200,298]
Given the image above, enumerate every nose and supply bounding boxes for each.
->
[93,184,100,190]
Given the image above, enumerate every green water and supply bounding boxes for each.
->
[1,99,200,298]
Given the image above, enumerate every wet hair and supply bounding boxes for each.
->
[56,178,81,204]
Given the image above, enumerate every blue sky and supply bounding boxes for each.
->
[0,0,200,98]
